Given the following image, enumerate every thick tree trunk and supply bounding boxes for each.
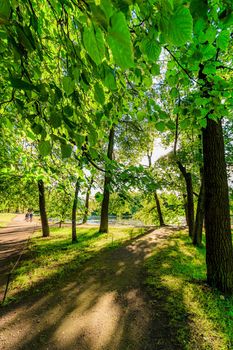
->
[192,175,204,246]
[82,176,94,224]
[72,179,80,243]
[177,161,195,238]
[203,118,233,292]
[38,179,49,237]
[99,127,115,233]
[154,191,165,227]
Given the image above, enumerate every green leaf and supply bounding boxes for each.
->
[204,27,216,44]
[140,37,161,62]
[83,24,105,65]
[216,30,230,51]
[170,87,179,98]
[151,64,160,75]
[62,76,75,96]
[202,44,217,60]
[202,62,217,75]
[103,67,117,90]
[166,6,193,46]
[38,141,52,157]
[94,83,105,105]
[10,78,36,91]
[180,119,190,129]
[155,121,165,132]
[100,0,113,21]
[50,113,62,128]
[0,0,10,24]
[95,192,104,202]
[61,143,72,159]
[107,12,134,69]
[199,118,207,128]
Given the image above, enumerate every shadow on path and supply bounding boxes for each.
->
[0,226,191,350]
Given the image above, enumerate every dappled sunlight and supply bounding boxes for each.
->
[145,230,232,349]
[0,227,172,350]
[52,291,120,350]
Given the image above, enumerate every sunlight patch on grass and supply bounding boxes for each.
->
[145,230,233,350]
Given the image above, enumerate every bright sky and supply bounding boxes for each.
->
[141,138,172,166]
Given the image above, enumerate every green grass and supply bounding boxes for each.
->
[6,226,144,304]
[0,213,16,228]
[145,230,233,350]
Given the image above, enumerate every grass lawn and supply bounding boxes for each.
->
[145,230,233,350]
[0,213,16,228]
[6,225,144,304]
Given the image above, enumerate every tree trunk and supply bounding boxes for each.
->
[203,118,233,292]
[82,176,94,224]
[72,179,80,243]
[183,194,189,226]
[38,179,49,237]
[177,161,195,238]
[99,127,115,233]
[154,191,165,227]
[192,175,204,247]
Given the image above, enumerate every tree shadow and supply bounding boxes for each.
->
[0,227,229,350]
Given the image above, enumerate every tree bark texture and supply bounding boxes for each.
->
[38,179,50,237]
[203,118,233,292]
[72,179,80,243]
[154,191,165,227]
[82,176,94,224]
[99,127,115,233]
[177,161,195,238]
[192,175,205,247]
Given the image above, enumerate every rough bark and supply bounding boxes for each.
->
[203,118,233,292]
[154,191,165,227]
[99,127,115,233]
[38,179,49,237]
[177,161,195,238]
[82,176,94,224]
[72,179,80,243]
[192,175,204,247]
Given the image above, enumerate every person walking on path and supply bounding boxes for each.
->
[25,211,30,222]
[29,211,33,222]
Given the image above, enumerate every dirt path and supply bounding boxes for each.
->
[0,227,179,350]
[0,215,39,300]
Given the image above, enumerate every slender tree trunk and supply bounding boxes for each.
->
[38,179,49,237]
[99,127,115,233]
[147,152,166,226]
[183,194,189,226]
[192,175,205,246]
[82,176,94,224]
[154,191,165,227]
[177,161,195,238]
[203,118,233,292]
[72,179,80,243]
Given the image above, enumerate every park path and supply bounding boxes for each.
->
[0,215,39,300]
[0,226,182,350]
